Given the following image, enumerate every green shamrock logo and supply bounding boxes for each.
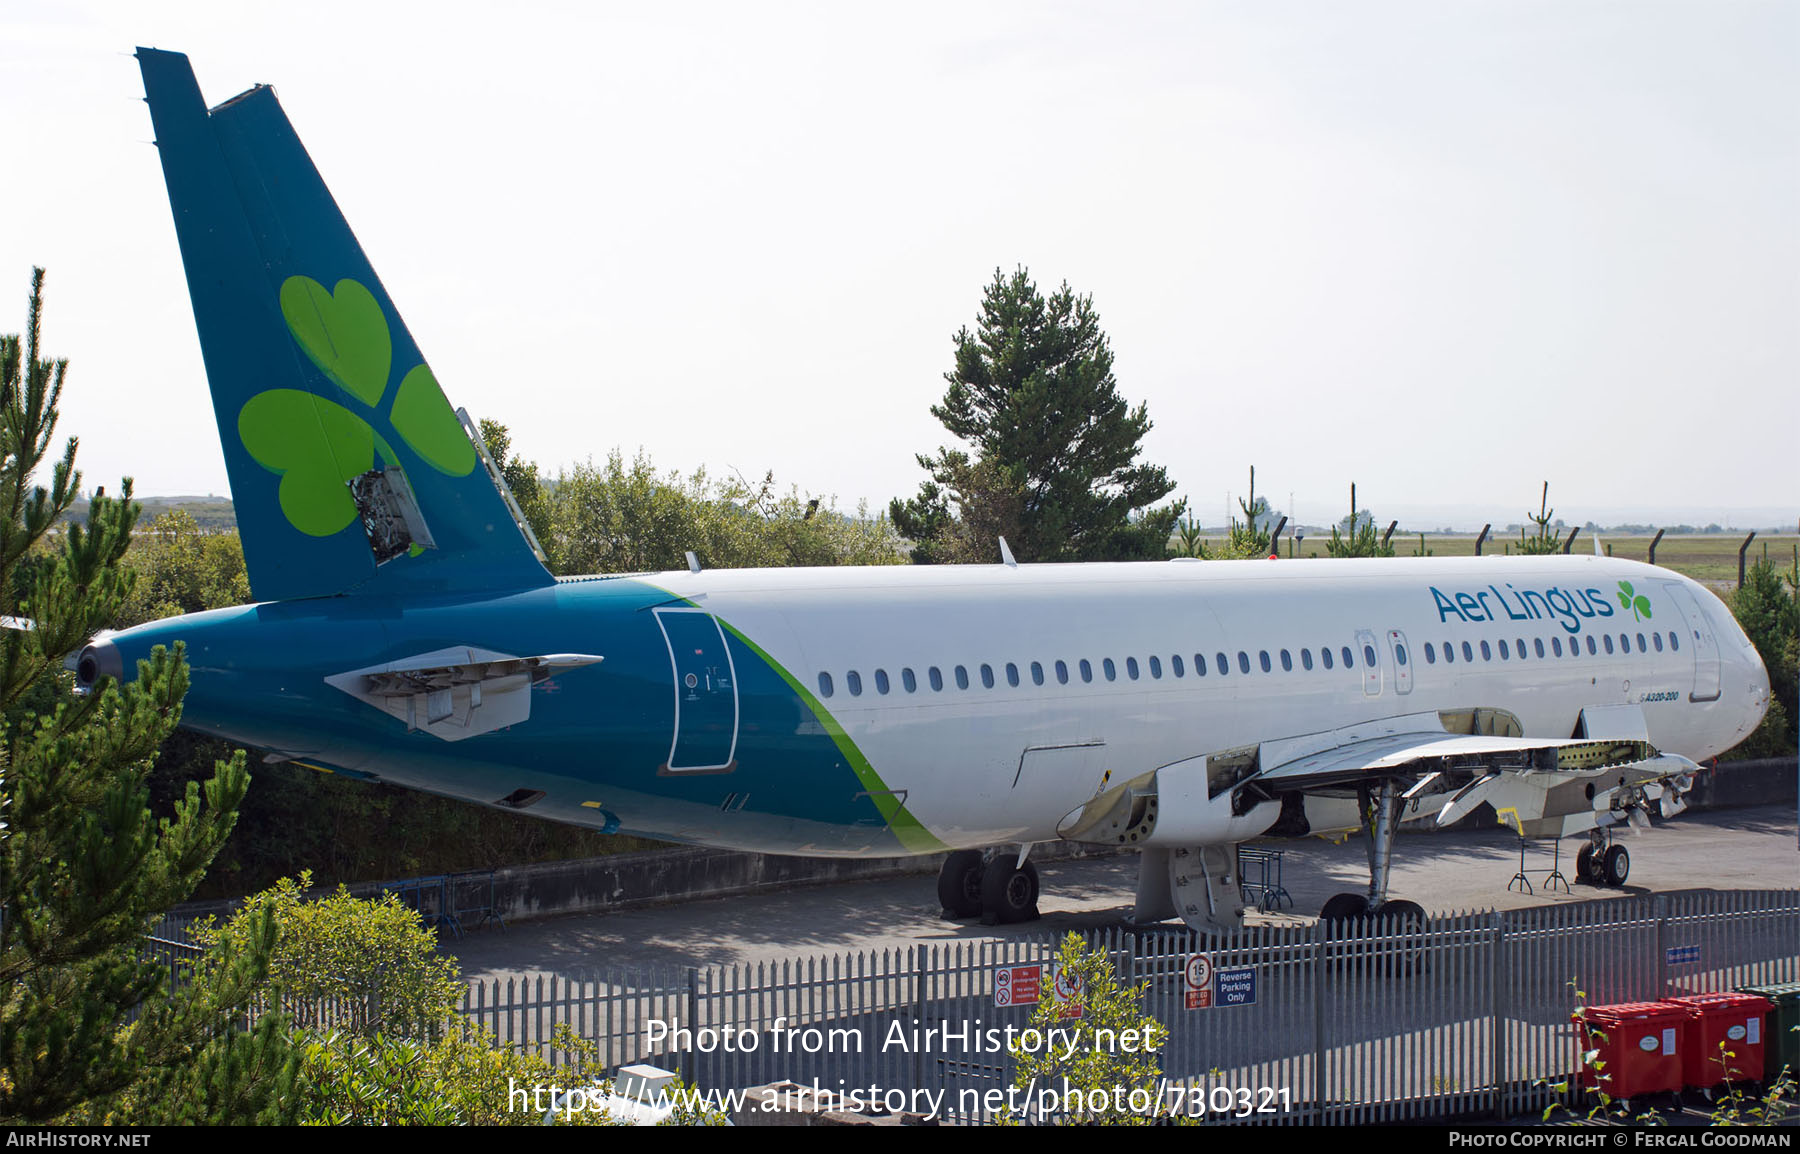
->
[238,276,477,538]
[1617,580,1651,622]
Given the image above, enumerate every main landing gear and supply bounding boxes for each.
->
[1317,780,1427,934]
[1575,830,1630,888]
[938,848,1041,925]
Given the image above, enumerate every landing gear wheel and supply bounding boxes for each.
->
[979,858,1040,925]
[937,850,985,918]
[1601,844,1630,888]
[1575,844,1599,886]
[1319,893,1370,927]
[1375,899,1428,974]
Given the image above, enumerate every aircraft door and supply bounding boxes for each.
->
[1659,582,1721,702]
[654,608,739,772]
[1386,629,1414,695]
[1355,628,1381,696]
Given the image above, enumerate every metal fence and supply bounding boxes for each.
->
[456,889,1800,1124]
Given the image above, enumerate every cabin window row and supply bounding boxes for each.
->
[814,643,1381,700]
[1421,630,1681,665]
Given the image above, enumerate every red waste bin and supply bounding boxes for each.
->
[1575,1002,1688,1097]
[1662,993,1774,1086]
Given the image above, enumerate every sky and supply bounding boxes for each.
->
[2,1,1796,532]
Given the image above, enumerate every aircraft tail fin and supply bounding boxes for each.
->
[137,49,553,601]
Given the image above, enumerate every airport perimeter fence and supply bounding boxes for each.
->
[456,889,1800,1125]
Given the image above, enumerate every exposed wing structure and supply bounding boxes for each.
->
[325,648,602,742]
[1060,707,1698,847]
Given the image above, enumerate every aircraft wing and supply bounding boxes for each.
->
[325,647,602,742]
[1245,722,1697,838]
[1059,707,1698,846]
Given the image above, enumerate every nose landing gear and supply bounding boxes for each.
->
[1576,833,1630,888]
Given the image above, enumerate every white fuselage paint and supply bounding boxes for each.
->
[646,555,1769,852]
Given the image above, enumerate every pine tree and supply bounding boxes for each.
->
[0,269,292,1122]
[891,267,1183,563]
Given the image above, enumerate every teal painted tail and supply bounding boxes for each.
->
[138,49,553,601]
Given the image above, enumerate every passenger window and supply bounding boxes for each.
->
[818,672,834,698]
[1080,658,1093,683]
[1552,637,1562,657]
[1498,640,1509,660]
[1480,640,1492,661]
[1603,635,1614,655]
[1258,651,1271,673]
[1586,636,1597,656]
[1619,633,1630,653]
[1302,648,1315,670]
[1534,638,1545,659]
[1637,632,1647,652]
[1126,657,1140,680]
[875,669,890,694]
[1238,651,1251,674]
[902,668,917,693]
[1171,655,1185,677]
[955,665,970,690]
[1363,644,1377,668]
[980,664,995,689]
[1322,647,1334,670]
[929,667,944,691]
[1104,658,1117,681]
[1443,641,1454,664]
[1216,652,1229,676]
[1006,663,1021,687]
[1669,631,1679,652]
[1055,659,1069,685]
[847,670,863,696]
[1030,661,1044,686]
[1424,643,1435,665]
[1149,656,1162,679]
[1516,638,1526,658]
[1653,633,1663,653]
[1462,641,1474,662]
[1342,646,1355,668]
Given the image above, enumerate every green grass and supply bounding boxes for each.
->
[1245,534,1800,594]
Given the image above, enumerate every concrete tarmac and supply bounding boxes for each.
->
[445,803,1798,982]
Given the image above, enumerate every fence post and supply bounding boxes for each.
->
[1654,893,1669,998]
[1311,920,1326,1124]
[912,946,928,1096]
[684,967,699,1086]
[1489,911,1507,1120]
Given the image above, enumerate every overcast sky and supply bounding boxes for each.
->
[3,1,1795,532]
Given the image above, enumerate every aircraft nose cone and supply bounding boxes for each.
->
[74,638,122,689]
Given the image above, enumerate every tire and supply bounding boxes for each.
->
[1602,843,1630,888]
[1575,844,1598,885]
[1319,892,1369,927]
[1375,899,1429,975]
[980,857,1040,924]
[937,849,985,918]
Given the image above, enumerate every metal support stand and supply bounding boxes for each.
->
[1508,838,1533,894]
[1542,840,1570,894]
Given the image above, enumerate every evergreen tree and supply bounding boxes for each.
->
[0,269,291,1122]
[1325,482,1394,558]
[891,267,1183,563]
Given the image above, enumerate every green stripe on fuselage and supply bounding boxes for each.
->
[715,620,946,854]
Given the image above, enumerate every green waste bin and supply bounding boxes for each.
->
[1735,982,1800,1082]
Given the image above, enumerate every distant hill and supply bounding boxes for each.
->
[63,494,238,533]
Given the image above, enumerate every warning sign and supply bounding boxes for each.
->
[1051,965,1086,1018]
[993,965,1042,1007]
[1184,953,1214,1010]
